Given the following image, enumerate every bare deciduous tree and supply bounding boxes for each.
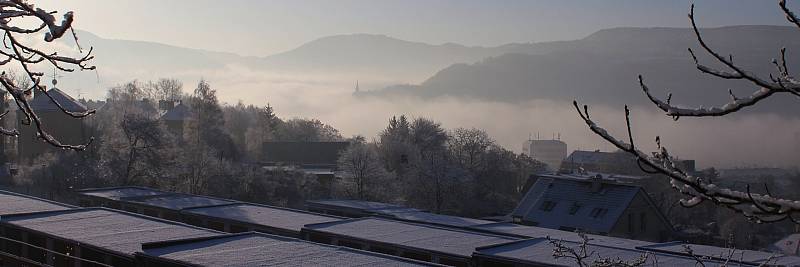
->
[574,1,800,224]
[0,0,95,150]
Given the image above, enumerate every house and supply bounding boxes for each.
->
[17,87,92,161]
[160,101,193,138]
[301,217,520,266]
[135,232,440,266]
[509,174,674,242]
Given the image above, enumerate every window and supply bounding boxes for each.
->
[568,203,582,215]
[589,208,608,218]
[539,201,557,212]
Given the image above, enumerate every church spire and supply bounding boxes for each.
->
[355,80,360,93]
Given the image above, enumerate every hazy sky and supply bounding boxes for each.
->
[43,0,788,57]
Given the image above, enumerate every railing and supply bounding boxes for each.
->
[0,236,113,267]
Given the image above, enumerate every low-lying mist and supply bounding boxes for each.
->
[176,64,800,169]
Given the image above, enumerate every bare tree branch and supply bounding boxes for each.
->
[0,0,96,150]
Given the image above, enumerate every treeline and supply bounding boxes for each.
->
[337,115,546,216]
[11,78,545,217]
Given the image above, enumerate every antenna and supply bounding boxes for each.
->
[49,67,63,87]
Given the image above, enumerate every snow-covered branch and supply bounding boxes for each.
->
[573,101,800,224]
[0,0,96,150]
[640,2,800,118]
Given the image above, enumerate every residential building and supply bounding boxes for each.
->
[160,101,193,138]
[522,139,567,171]
[509,174,674,242]
[17,87,92,161]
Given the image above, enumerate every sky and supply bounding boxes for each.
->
[42,0,789,57]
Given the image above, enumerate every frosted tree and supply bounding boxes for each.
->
[574,1,800,224]
[0,0,95,150]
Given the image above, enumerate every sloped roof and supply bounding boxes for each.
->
[0,190,73,216]
[160,102,193,121]
[510,176,640,233]
[29,88,88,112]
[138,232,438,266]
[182,203,341,233]
[564,150,634,165]
[302,217,519,258]
[1,208,220,257]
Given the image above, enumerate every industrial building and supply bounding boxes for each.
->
[522,139,567,171]
[0,208,220,267]
[180,203,342,237]
[135,232,442,266]
[301,217,520,266]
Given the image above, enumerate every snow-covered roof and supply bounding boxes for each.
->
[638,242,800,266]
[475,238,725,266]
[510,176,642,233]
[467,222,652,248]
[29,88,88,112]
[303,217,519,258]
[138,232,438,266]
[774,234,800,256]
[126,193,236,210]
[76,186,168,200]
[160,102,193,121]
[0,190,73,216]
[377,210,495,228]
[182,203,341,233]
[306,199,419,216]
[1,208,220,257]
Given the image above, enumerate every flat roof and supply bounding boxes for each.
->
[306,199,408,212]
[126,193,236,210]
[139,232,440,266]
[379,210,495,228]
[182,203,341,232]
[0,190,73,216]
[468,222,652,248]
[1,208,221,257]
[476,238,723,266]
[638,242,800,266]
[303,217,519,258]
[76,186,167,200]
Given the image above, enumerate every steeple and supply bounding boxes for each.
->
[355,80,360,93]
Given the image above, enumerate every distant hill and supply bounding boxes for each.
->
[254,33,545,81]
[367,26,800,116]
[50,31,541,98]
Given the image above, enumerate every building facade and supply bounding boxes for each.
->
[522,139,567,171]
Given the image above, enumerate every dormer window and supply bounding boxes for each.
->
[540,200,557,212]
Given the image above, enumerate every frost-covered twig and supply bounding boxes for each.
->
[573,102,800,224]
[548,232,650,267]
[640,2,800,119]
[0,0,96,150]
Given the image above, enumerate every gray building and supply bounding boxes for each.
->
[0,208,220,267]
[522,139,567,171]
[135,232,442,267]
[510,174,673,242]
[301,217,520,266]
